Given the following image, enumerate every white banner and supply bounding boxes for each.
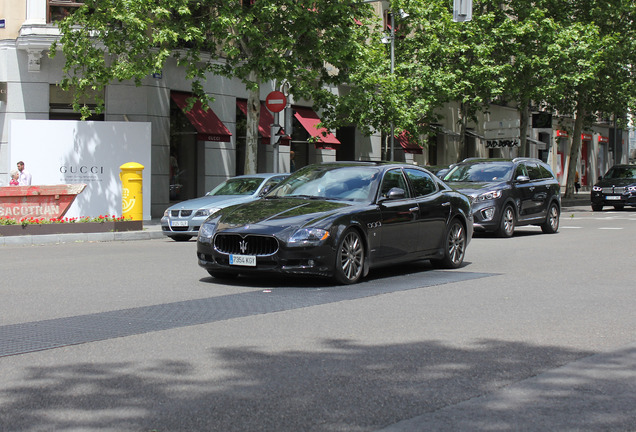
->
[9,120,152,220]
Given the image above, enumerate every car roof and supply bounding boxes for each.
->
[231,173,288,179]
[458,157,545,164]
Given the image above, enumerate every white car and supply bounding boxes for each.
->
[161,173,288,241]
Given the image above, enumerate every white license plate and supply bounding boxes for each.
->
[606,196,622,200]
[171,220,189,227]
[230,254,256,267]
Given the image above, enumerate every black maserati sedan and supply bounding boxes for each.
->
[591,164,636,211]
[197,162,473,284]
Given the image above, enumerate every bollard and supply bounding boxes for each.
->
[119,162,144,221]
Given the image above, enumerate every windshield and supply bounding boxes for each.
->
[604,166,636,180]
[444,162,514,182]
[207,177,264,196]
[267,165,381,202]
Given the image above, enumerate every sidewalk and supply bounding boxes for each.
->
[0,219,165,247]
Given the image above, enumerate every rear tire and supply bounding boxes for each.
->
[614,204,625,210]
[333,229,365,285]
[541,202,560,234]
[496,205,515,238]
[431,219,466,269]
[591,204,603,211]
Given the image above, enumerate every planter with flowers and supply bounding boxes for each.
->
[0,215,142,237]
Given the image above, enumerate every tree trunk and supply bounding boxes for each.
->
[244,72,260,175]
[458,102,467,161]
[565,101,586,198]
[519,101,530,158]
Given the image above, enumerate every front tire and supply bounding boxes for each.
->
[591,204,603,211]
[169,235,193,242]
[431,219,466,269]
[541,202,560,234]
[496,205,515,238]
[334,229,365,285]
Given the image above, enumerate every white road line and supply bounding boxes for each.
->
[599,227,623,230]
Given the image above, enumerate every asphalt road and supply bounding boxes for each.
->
[1,206,635,431]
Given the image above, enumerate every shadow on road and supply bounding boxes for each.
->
[2,338,624,432]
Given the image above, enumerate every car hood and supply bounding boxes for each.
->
[445,181,507,197]
[215,198,352,233]
[167,195,256,211]
[595,178,636,188]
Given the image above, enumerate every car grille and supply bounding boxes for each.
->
[602,186,626,194]
[214,234,278,256]
[171,209,193,217]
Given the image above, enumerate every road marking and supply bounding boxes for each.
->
[560,226,583,229]
[599,227,623,230]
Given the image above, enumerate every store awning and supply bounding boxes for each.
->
[171,92,232,142]
[236,100,290,145]
[396,131,423,154]
[293,107,341,149]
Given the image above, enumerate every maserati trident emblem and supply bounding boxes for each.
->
[239,240,248,254]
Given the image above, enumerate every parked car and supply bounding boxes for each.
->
[441,158,561,237]
[197,162,473,284]
[162,173,288,241]
[591,164,636,211]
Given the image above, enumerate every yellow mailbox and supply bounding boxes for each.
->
[119,162,144,221]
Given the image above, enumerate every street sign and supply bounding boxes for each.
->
[265,91,287,113]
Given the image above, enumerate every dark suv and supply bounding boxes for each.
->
[591,164,636,211]
[442,158,561,237]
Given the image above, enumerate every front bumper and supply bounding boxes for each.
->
[591,191,636,207]
[161,215,207,237]
[470,201,501,232]
[197,238,337,277]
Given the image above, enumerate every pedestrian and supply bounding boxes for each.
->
[574,171,581,193]
[9,169,20,186]
[290,151,296,173]
[16,161,32,186]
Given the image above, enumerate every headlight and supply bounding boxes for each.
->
[628,186,636,192]
[194,207,220,217]
[197,221,216,243]
[592,185,602,192]
[288,228,330,246]
[163,209,171,217]
[476,190,502,201]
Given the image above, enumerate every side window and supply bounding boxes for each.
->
[538,163,555,179]
[380,169,410,198]
[526,163,543,181]
[404,168,437,197]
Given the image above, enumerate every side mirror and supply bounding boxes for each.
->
[516,175,530,183]
[259,185,272,196]
[382,187,406,201]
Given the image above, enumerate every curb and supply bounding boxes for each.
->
[0,225,165,246]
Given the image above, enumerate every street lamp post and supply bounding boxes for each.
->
[389,11,395,161]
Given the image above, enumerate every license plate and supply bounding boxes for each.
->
[171,220,189,227]
[230,254,256,267]
[606,195,622,200]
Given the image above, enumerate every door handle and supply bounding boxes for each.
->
[409,207,419,212]
[441,202,451,207]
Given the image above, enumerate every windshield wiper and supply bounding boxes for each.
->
[288,194,324,200]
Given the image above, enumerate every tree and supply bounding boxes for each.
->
[541,0,636,197]
[51,0,374,174]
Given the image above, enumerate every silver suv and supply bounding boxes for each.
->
[442,158,561,237]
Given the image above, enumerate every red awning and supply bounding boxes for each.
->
[171,92,232,142]
[236,100,290,145]
[396,131,423,154]
[293,107,340,149]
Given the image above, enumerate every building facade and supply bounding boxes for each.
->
[1,1,629,218]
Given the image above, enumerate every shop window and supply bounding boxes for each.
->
[48,0,84,23]
[49,84,104,121]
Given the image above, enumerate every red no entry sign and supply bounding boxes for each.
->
[265,91,287,113]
